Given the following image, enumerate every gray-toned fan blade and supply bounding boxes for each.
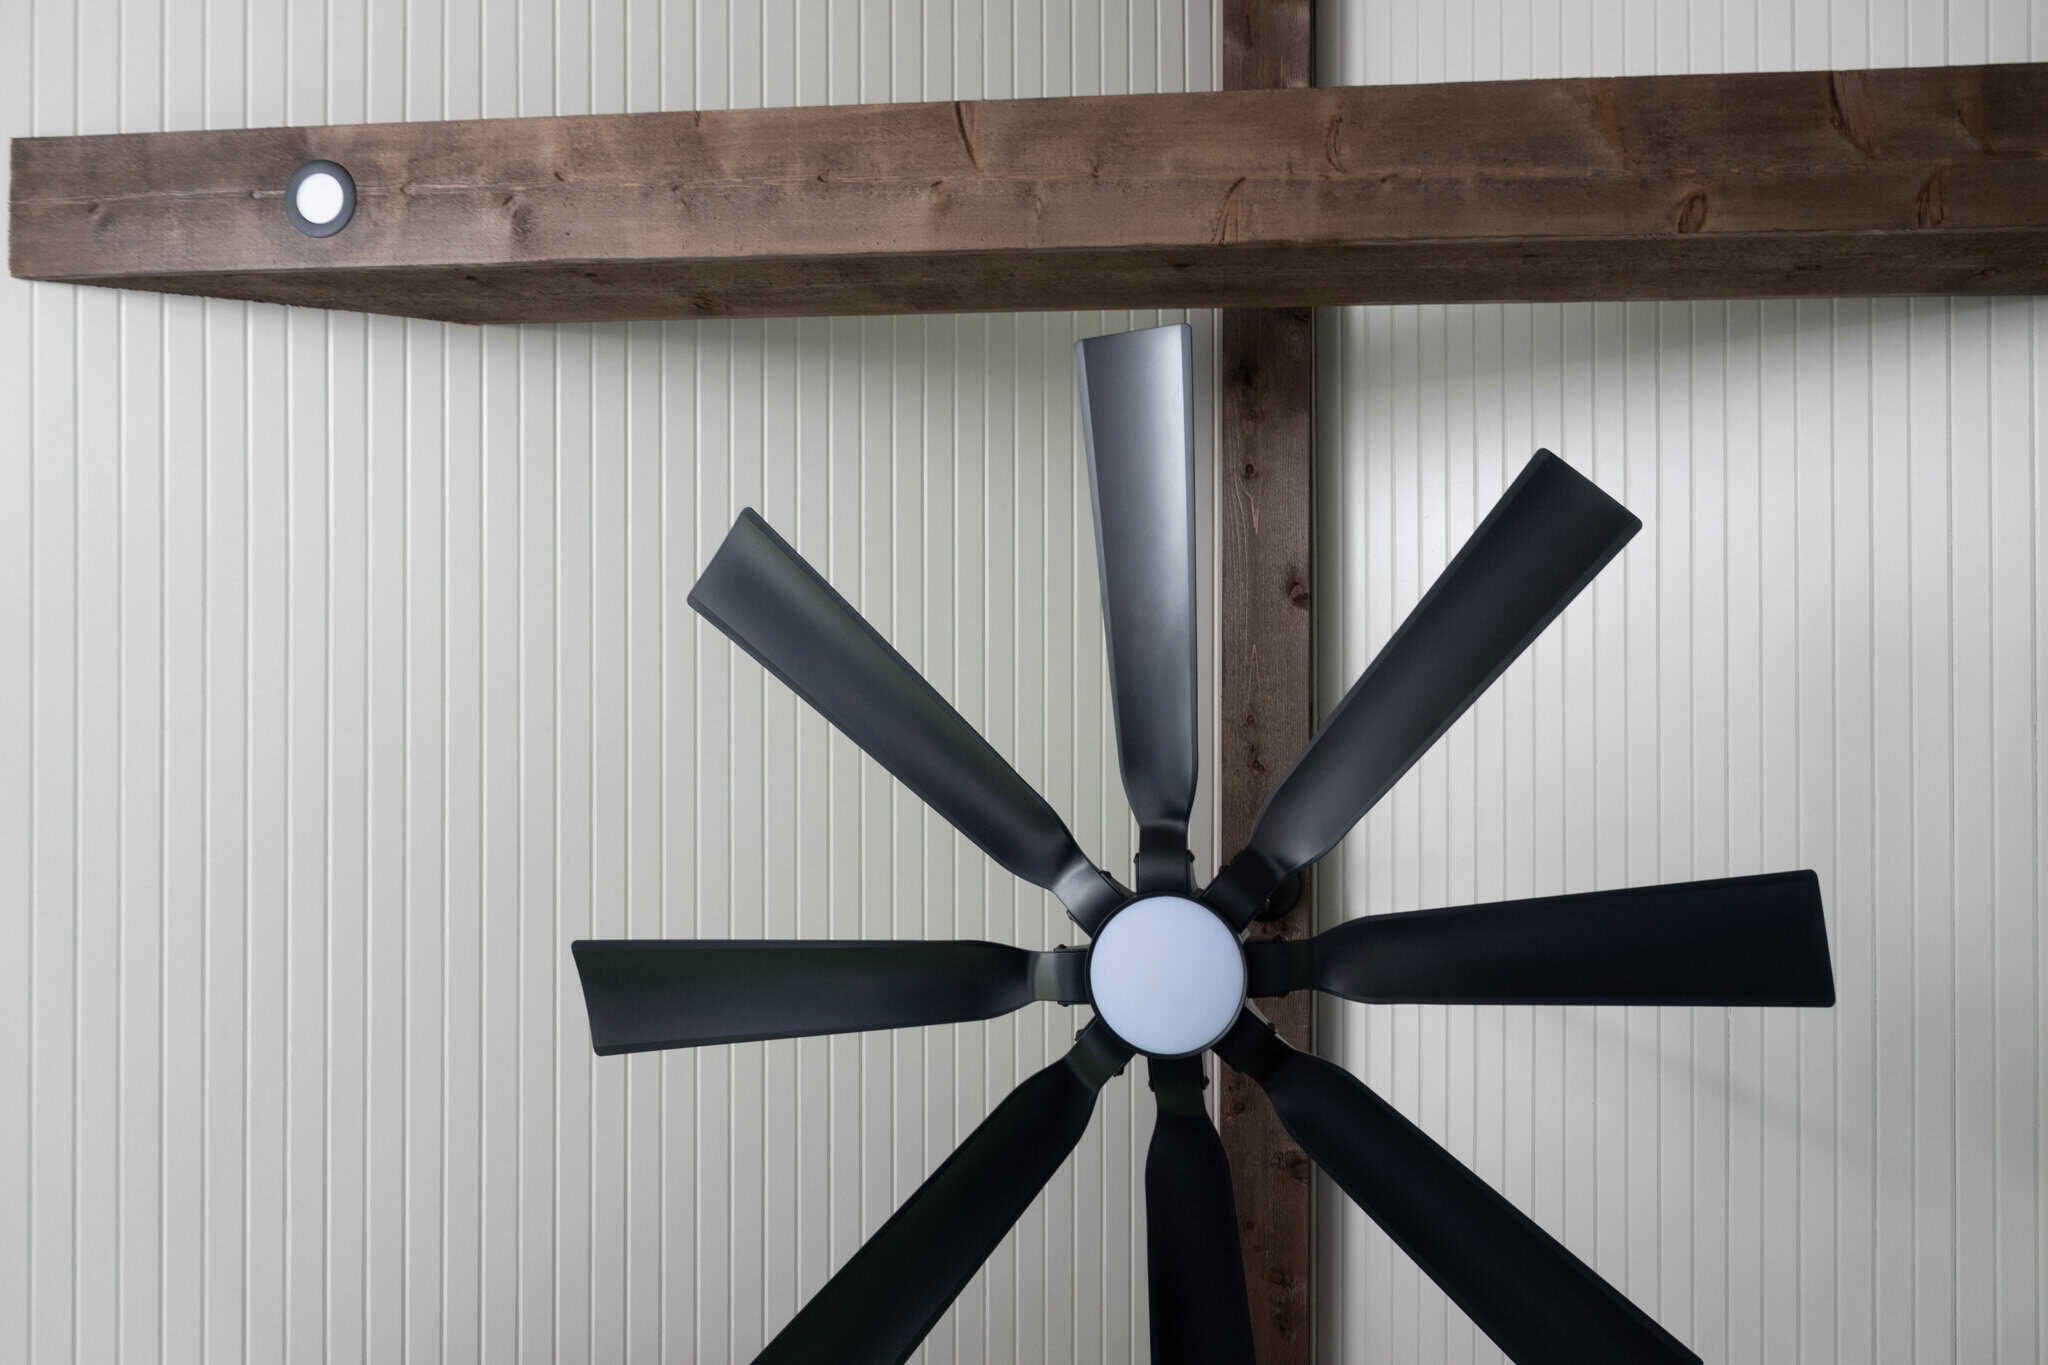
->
[1077,324,1201,892]
[1208,451,1638,927]
[756,1021,1131,1365]
[691,510,1122,933]
[1216,1012,1699,1365]
[1242,871,1835,1007]
[571,938,1090,1054]
[1144,1056,1256,1363]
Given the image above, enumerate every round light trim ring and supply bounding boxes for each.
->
[1086,895,1246,1057]
[286,160,356,237]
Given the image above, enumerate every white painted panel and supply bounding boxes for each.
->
[1314,4,2047,1362]
[2,2,1219,1362]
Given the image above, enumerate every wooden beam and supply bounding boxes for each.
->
[14,63,2048,321]
[1217,4,1315,1363]
[1217,310,1317,1359]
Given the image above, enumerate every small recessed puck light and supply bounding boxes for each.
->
[286,160,355,237]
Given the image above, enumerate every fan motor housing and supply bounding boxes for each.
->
[1085,895,1246,1057]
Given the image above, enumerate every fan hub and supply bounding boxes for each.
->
[1086,895,1245,1056]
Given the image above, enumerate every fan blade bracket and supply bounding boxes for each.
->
[1204,847,1290,931]
[1252,868,1307,923]
[1242,938,1314,998]
[1068,1016,1137,1090]
[1134,824,1195,894]
[1052,854,1126,936]
[1145,1053,1210,1113]
[1211,1006,1291,1079]
[1031,945,1092,1005]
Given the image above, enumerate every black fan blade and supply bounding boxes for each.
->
[1077,324,1200,891]
[1215,1013,1699,1365]
[1303,870,1835,1006]
[691,510,1121,932]
[1144,1056,1255,1365]
[571,939,1088,1055]
[1207,451,1638,927]
[757,1021,1131,1365]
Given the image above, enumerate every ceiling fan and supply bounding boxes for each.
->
[572,323,1836,1365]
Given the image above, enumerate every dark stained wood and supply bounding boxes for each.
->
[11,233,2047,320]
[1224,0,1313,89]
[1218,6,1315,1363]
[1217,307,1317,1363]
[14,62,2048,320]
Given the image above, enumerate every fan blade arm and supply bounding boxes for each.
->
[757,1020,1131,1365]
[1214,1011,1700,1365]
[1242,937,1314,998]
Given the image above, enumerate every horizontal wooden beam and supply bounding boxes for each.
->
[13,62,2048,321]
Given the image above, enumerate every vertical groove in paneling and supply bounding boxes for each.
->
[1314,6,2046,1363]
[4,3,1219,1363]
[0,0,27,1344]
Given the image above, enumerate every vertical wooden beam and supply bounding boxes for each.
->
[1218,2,1316,1360]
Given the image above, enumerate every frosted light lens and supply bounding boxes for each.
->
[294,171,347,226]
[1087,895,1245,1056]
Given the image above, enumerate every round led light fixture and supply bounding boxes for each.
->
[1086,895,1246,1057]
[286,160,356,237]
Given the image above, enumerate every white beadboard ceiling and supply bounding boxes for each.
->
[0,3,1218,1364]
[1314,4,2046,1365]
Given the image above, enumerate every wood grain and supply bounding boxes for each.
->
[1223,0,1314,90]
[13,63,2048,320]
[1217,6,1316,1363]
[1217,305,1317,1363]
